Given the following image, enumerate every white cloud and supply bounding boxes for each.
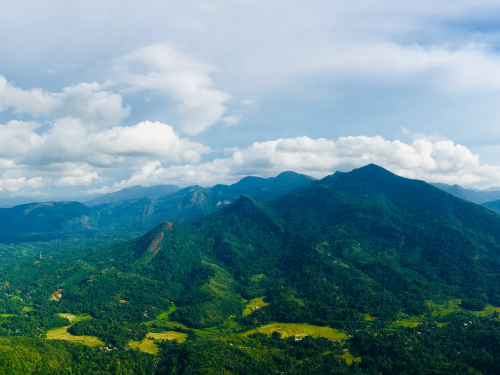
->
[116,43,232,135]
[0,119,211,195]
[315,42,500,93]
[0,119,210,168]
[55,172,102,187]
[98,134,500,190]
[0,76,130,126]
[222,115,241,126]
[2,176,46,193]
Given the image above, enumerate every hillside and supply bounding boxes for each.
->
[85,184,181,206]
[0,171,315,245]
[431,182,500,204]
[211,171,316,201]
[0,201,98,243]
[8,165,500,324]
[4,165,500,373]
[483,199,500,214]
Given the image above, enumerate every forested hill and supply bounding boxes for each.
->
[210,170,316,201]
[0,171,315,244]
[14,164,500,329]
[93,170,316,233]
[0,201,98,242]
[6,164,500,373]
[432,182,500,204]
[85,184,181,206]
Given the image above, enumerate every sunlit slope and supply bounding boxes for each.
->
[13,164,500,331]
[0,201,98,243]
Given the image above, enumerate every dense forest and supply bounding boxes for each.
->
[2,165,500,373]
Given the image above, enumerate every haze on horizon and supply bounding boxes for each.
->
[1,0,500,201]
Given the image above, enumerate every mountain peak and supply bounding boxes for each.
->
[353,163,396,176]
[225,195,260,216]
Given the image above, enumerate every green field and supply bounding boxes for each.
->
[427,299,500,319]
[46,326,104,347]
[243,297,269,317]
[364,313,375,321]
[57,313,92,323]
[157,304,177,320]
[129,331,187,355]
[394,318,422,328]
[245,323,347,340]
[427,299,462,317]
[340,352,362,365]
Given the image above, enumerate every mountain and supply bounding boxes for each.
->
[0,172,316,244]
[483,199,500,214]
[85,184,181,206]
[4,164,500,373]
[470,186,500,192]
[93,185,221,234]
[0,201,98,243]
[211,171,316,201]
[91,171,316,234]
[17,164,500,328]
[431,182,500,204]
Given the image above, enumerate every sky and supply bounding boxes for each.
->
[2,0,500,201]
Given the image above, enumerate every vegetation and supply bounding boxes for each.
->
[3,165,500,373]
[45,325,104,347]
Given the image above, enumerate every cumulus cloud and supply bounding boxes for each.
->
[115,43,232,135]
[0,76,130,126]
[0,119,210,195]
[0,119,209,168]
[97,134,500,191]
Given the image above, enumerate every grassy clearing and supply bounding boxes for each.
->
[129,339,158,355]
[394,319,421,328]
[148,331,187,342]
[22,306,32,312]
[245,323,347,340]
[129,332,187,355]
[46,326,104,347]
[364,313,375,321]
[437,322,450,327]
[427,299,462,317]
[0,314,15,318]
[243,297,269,317]
[340,352,361,365]
[157,304,177,320]
[428,299,500,319]
[251,274,265,282]
[473,304,500,317]
[57,313,92,323]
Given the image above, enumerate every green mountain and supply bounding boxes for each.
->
[431,182,500,204]
[13,164,500,327]
[85,184,181,206]
[0,201,98,243]
[93,171,316,235]
[5,165,500,374]
[211,170,316,201]
[0,171,316,245]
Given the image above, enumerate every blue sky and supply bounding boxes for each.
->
[1,0,500,199]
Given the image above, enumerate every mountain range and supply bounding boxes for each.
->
[0,171,315,243]
[3,165,500,373]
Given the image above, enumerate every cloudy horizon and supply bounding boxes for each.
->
[2,0,500,200]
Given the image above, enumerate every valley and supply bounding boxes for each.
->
[2,166,500,373]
